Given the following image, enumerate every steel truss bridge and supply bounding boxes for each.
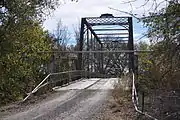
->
[25,15,137,100]
[76,15,136,77]
[23,14,156,120]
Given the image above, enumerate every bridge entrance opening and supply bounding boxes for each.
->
[77,15,135,77]
[23,15,137,101]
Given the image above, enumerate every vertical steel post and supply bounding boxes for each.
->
[68,55,71,84]
[87,29,90,78]
[94,38,98,73]
[78,18,85,71]
[98,43,101,74]
[100,44,104,74]
[90,33,93,77]
[93,36,96,72]
[128,17,134,73]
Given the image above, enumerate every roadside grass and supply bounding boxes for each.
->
[112,74,131,105]
[99,73,137,120]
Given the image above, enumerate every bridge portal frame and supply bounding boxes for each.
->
[77,16,135,75]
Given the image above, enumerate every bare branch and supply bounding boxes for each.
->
[109,7,140,20]
[54,19,70,49]
[135,33,150,43]
[136,0,150,9]
[120,0,137,4]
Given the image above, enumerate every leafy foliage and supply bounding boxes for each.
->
[139,0,180,90]
[0,0,58,105]
[0,22,52,105]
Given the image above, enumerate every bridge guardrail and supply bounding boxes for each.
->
[22,70,86,102]
[22,70,111,102]
[132,72,158,120]
[23,69,158,120]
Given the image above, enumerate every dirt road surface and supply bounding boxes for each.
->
[0,78,118,120]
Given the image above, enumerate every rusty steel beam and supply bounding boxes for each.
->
[96,33,129,36]
[128,17,135,72]
[93,28,128,31]
[84,19,102,45]
[99,36,129,40]
[40,50,153,53]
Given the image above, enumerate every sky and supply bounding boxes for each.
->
[43,0,166,45]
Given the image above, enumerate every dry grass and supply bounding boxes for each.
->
[96,74,137,120]
[112,74,131,105]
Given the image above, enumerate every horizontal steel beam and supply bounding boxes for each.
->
[90,23,128,26]
[85,16,131,19]
[101,40,128,43]
[99,37,129,40]
[93,28,128,31]
[39,50,153,53]
[96,33,128,36]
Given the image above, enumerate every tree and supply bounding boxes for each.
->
[0,0,58,105]
[134,42,154,91]
[54,19,70,50]
[142,0,180,89]
[0,22,53,104]
[73,24,81,51]
[115,0,179,89]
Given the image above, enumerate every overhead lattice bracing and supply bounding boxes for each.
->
[78,14,135,76]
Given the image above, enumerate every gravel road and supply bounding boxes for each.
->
[1,78,118,120]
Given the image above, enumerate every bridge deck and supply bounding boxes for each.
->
[53,78,119,90]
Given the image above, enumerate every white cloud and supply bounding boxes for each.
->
[43,0,136,31]
[43,0,165,44]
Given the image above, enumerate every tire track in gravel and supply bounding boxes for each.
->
[1,78,117,120]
